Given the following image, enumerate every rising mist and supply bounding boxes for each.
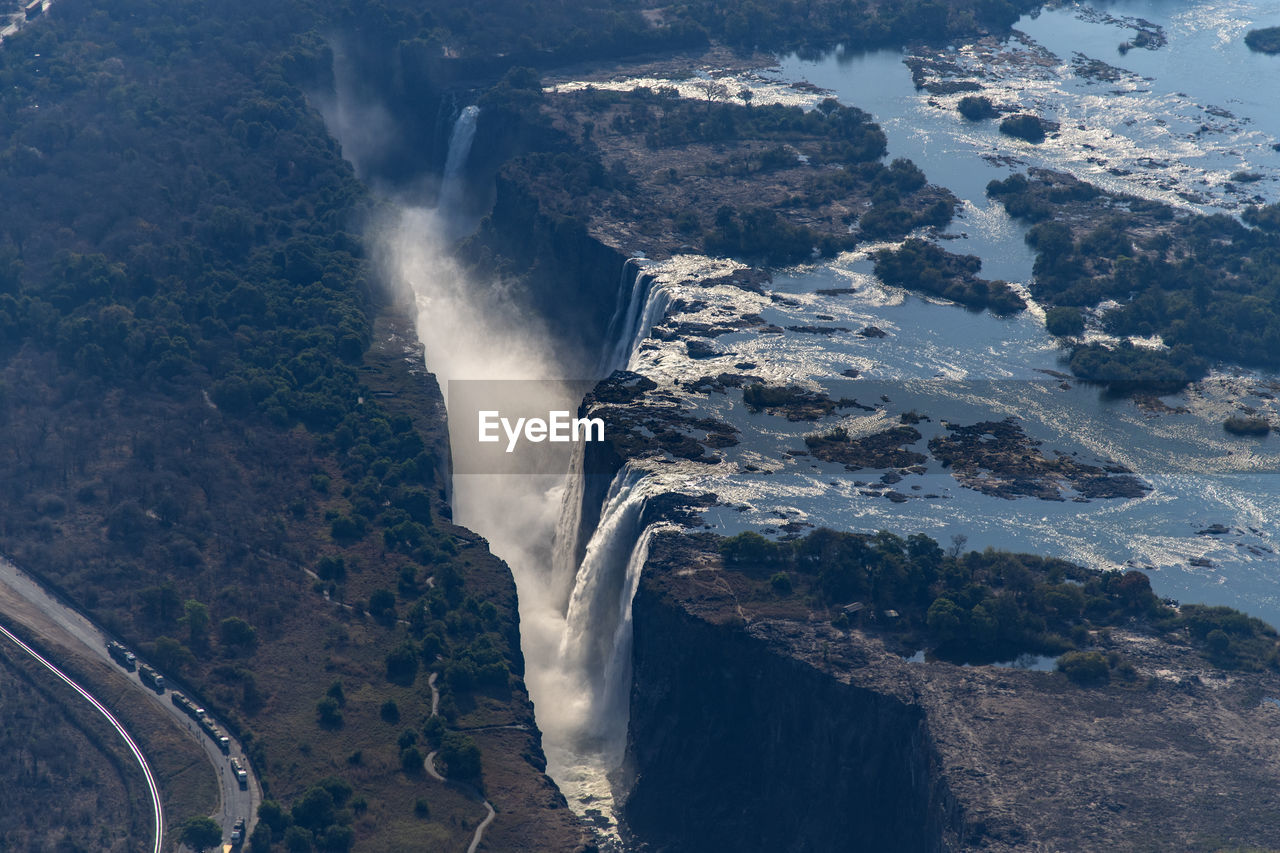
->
[317,63,660,834]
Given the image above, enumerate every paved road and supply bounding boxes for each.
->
[0,555,260,850]
[0,0,49,42]
[0,620,164,853]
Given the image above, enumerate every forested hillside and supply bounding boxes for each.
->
[0,1,585,850]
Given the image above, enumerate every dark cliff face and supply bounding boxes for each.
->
[622,582,959,853]
[475,172,633,368]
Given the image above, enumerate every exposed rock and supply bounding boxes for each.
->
[803,425,927,471]
[786,324,851,335]
[742,384,870,421]
[928,417,1149,500]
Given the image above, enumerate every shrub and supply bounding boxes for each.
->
[440,732,482,782]
[1224,415,1270,436]
[316,697,343,728]
[1057,650,1110,685]
[1045,305,1085,337]
[179,816,223,851]
[957,95,997,121]
[400,746,424,774]
[368,588,396,624]
[386,642,419,686]
[316,555,346,581]
[219,617,258,653]
[999,114,1046,143]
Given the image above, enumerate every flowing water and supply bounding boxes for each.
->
[338,1,1280,842]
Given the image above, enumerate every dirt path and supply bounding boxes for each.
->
[424,668,496,851]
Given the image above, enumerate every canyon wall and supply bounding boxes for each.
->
[621,571,962,852]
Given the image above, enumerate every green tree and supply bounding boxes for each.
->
[151,636,194,672]
[291,786,336,832]
[385,642,419,686]
[368,588,396,624]
[284,826,314,853]
[400,745,424,774]
[258,799,289,839]
[1045,306,1085,337]
[179,816,223,851]
[1058,651,1111,686]
[316,697,343,729]
[220,617,258,654]
[181,599,211,650]
[249,821,273,853]
[926,597,964,645]
[317,825,355,853]
[439,732,482,782]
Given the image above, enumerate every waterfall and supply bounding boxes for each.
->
[556,464,655,746]
[535,259,678,825]
[430,95,458,174]
[439,105,480,213]
[550,438,588,609]
[631,278,672,363]
[598,523,654,740]
[600,271,670,374]
[348,87,672,837]
[599,257,641,373]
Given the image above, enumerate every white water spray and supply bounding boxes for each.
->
[348,101,671,837]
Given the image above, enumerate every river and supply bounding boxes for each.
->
[354,1,1280,841]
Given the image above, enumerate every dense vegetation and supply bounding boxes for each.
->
[1044,305,1085,337]
[999,114,1047,143]
[0,0,577,848]
[873,238,1025,314]
[609,93,889,161]
[719,528,1280,672]
[484,85,957,270]
[1223,415,1271,436]
[1245,26,1280,54]
[987,169,1280,387]
[676,0,1040,51]
[957,95,998,121]
[1067,341,1207,393]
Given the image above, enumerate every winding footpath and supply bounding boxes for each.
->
[0,621,164,853]
[424,671,497,852]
